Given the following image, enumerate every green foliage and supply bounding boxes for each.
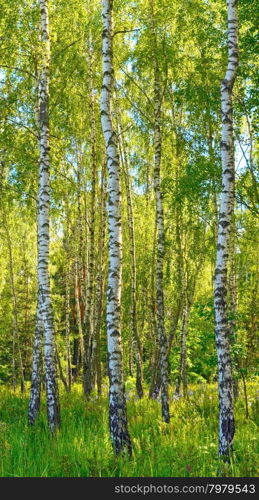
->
[0,0,258,477]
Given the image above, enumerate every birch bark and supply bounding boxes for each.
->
[84,42,97,395]
[228,218,239,399]
[148,224,159,398]
[65,272,72,391]
[117,111,144,399]
[100,0,131,455]
[75,260,84,374]
[28,58,44,422]
[214,0,239,460]
[36,0,60,431]
[28,297,43,424]
[149,0,169,422]
[64,223,72,391]
[175,294,189,398]
[3,212,25,393]
[93,159,107,395]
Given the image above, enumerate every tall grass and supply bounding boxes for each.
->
[0,380,258,477]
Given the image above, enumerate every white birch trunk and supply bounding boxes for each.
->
[37,0,60,431]
[214,0,238,460]
[148,223,159,398]
[150,0,169,422]
[28,58,43,422]
[65,232,72,391]
[3,212,25,393]
[93,159,107,395]
[175,295,189,398]
[28,297,43,424]
[100,0,131,455]
[84,41,97,395]
[228,217,239,400]
[117,110,144,399]
[74,261,85,369]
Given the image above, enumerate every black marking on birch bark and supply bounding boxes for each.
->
[101,0,132,455]
[28,300,43,425]
[149,0,170,423]
[30,0,61,432]
[214,0,238,461]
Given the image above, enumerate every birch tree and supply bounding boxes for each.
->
[28,279,43,424]
[149,0,170,423]
[228,218,239,400]
[92,159,107,395]
[116,106,144,399]
[100,0,132,455]
[29,0,60,431]
[64,215,72,391]
[84,41,97,396]
[214,0,239,461]
[3,211,25,393]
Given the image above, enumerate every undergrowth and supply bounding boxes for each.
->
[0,380,258,477]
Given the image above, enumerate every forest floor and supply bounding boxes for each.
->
[0,379,258,477]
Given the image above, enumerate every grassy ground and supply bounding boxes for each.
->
[0,379,258,477]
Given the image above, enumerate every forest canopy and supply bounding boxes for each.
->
[0,0,258,478]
